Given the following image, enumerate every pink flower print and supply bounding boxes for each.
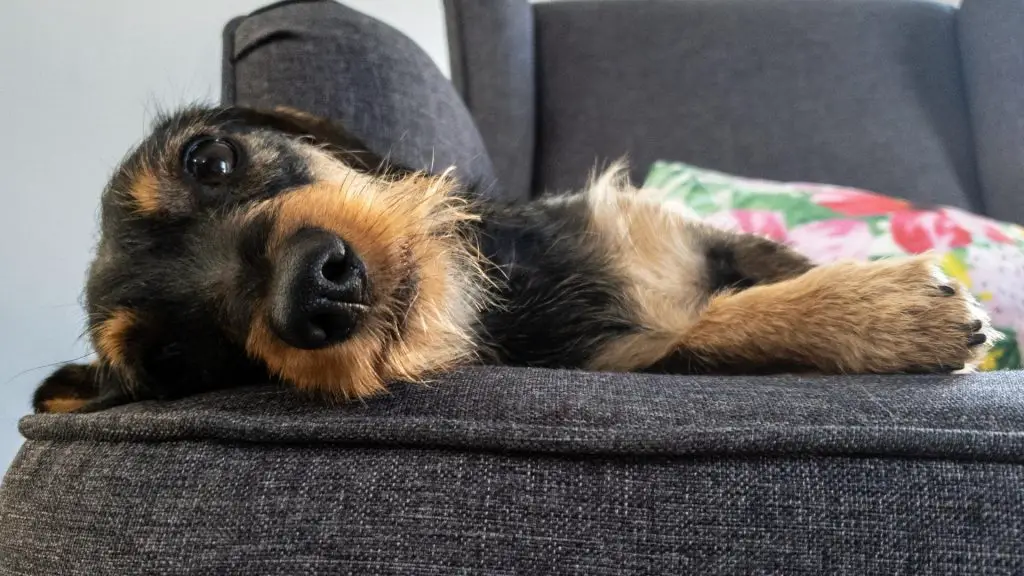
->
[964,243,1024,329]
[890,210,973,253]
[810,186,911,216]
[786,219,875,264]
[940,207,1015,245]
[703,210,788,242]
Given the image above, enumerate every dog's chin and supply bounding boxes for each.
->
[244,296,394,400]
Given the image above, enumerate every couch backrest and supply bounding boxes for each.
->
[447,0,1024,221]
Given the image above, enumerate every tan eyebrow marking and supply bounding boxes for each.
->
[128,167,161,215]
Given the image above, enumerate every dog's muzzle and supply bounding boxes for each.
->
[268,227,369,349]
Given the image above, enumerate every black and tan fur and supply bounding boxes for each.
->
[33,106,998,413]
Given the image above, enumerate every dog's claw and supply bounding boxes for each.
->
[968,333,987,347]
[938,285,956,296]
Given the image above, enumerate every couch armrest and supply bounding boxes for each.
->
[222,0,500,197]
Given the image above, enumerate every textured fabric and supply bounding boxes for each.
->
[645,160,1024,370]
[525,0,981,211]
[4,446,1024,575]
[3,369,1024,574]
[12,368,1024,460]
[445,0,535,202]
[224,0,501,197]
[959,0,1024,225]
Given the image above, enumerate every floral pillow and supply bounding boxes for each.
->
[643,160,1024,371]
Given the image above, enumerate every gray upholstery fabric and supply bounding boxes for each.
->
[528,0,980,208]
[11,369,1024,460]
[959,0,1024,224]
[445,0,535,202]
[451,0,993,212]
[223,0,500,196]
[3,369,1024,574]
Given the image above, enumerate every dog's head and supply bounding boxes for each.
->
[33,106,485,413]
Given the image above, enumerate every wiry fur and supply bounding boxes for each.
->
[32,105,997,413]
[245,171,488,398]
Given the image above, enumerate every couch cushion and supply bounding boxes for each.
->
[3,369,1024,574]
[13,368,1024,462]
[527,0,981,212]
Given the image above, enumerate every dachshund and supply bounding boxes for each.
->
[32,106,997,413]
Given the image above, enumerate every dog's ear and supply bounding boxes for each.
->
[234,106,413,177]
[33,364,133,414]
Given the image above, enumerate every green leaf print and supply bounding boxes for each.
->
[729,193,842,227]
[677,181,726,216]
[644,161,682,189]
[865,216,889,237]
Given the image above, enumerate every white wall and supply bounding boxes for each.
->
[0,0,449,471]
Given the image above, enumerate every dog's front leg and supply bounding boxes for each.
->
[660,256,997,374]
[697,225,816,289]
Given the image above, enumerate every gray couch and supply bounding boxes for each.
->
[3,0,1023,574]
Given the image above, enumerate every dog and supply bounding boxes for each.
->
[32,105,997,414]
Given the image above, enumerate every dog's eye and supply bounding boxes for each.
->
[183,137,239,185]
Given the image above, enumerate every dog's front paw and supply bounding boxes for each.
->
[831,256,998,373]
[903,261,997,372]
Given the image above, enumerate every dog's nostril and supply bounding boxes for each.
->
[321,255,350,286]
[308,309,357,343]
[314,242,366,305]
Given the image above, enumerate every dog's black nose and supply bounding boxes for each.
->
[269,228,368,350]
